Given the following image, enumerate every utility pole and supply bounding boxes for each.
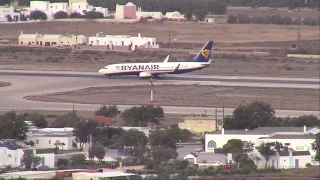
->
[168,28,171,48]
[149,78,154,103]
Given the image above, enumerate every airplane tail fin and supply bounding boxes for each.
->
[187,41,213,62]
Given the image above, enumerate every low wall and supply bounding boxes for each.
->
[287,54,320,59]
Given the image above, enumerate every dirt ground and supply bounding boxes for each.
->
[216,166,320,180]
[25,84,320,111]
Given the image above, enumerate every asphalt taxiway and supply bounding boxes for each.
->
[0,70,319,117]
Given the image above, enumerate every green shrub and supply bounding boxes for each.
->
[306,163,312,168]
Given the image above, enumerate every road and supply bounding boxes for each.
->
[0,70,319,117]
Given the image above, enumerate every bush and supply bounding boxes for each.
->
[54,11,68,19]
[282,16,293,25]
[20,14,27,21]
[227,15,237,24]
[303,17,316,26]
[71,154,85,166]
[237,14,251,24]
[256,166,281,173]
[30,10,47,21]
[5,15,13,22]
[252,16,266,24]
[85,11,103,19]
[306,163,312,168]
[293,18,301,25]
[267,15,282,24]
[69,12,82,18]
[57,158,69,166]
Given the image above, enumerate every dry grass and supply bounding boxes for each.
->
[25,84,320,111]
[0,21,319,44]
[227,7,320,19]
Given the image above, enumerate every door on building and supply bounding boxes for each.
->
[41,157,45,166]
[295,159,299,168]
[272,160,274,167]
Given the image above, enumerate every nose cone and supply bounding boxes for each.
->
[98,69,104,74]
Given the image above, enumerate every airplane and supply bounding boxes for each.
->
[98,40,213,79]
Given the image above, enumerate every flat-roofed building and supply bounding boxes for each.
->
[88,32,159,50]
[18,31,87,46]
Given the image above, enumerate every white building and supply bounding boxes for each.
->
[18,31,87,46]
[0,5,20,22]
[205,126,316,153]
[165,11,185,20]
[88,32,159,50]
[136,9,163,20]
[248,149,312,169]
[26,128,77,150]
[256,134,316,156]
[0,146,55,168]
[30,0,108,20]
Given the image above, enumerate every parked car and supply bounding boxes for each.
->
[56,46,64,49]
[107,143,120,149]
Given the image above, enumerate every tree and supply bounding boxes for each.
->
[92,145,106,163]
[224,101,275,130]
[30,10,47,22]
[121,105,164,127]
[95,105,120,117]
[54,11,68,19]
[21,154,41,169]
[71,154,86,166]
[312,133,320,161]
[149,129,177,150]
[290,115,320,127]
[74,120,99,149]
[193,3,208,21]
[149,146,178,163]
[51,111,81,128]
[175,159,190,170]
[223,139,244,168]
[120,129,148,147]
[27,112,47,128]
[258,142,283,167]
[207,0,227,15]
[0,111,28,139]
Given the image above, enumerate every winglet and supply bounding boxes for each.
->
[172,64,180,72]
[163,55,170,63]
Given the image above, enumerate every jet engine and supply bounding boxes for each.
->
[139,72,152,78]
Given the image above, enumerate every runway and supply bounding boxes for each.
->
[0,70,319,117]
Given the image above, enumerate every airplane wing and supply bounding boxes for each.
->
[147,63,180,76]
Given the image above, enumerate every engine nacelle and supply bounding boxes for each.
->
[139,72,152,78]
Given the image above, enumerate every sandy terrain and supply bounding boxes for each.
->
[0,81,11,87]
[25,84,320,111]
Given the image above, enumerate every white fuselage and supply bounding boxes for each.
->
[98,61,210,76]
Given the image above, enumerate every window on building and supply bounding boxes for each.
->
[78,5,80,9]
[36,140,39,144]
[50,5,53,8]
[49,140,51,144]
[284,143,290,146]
